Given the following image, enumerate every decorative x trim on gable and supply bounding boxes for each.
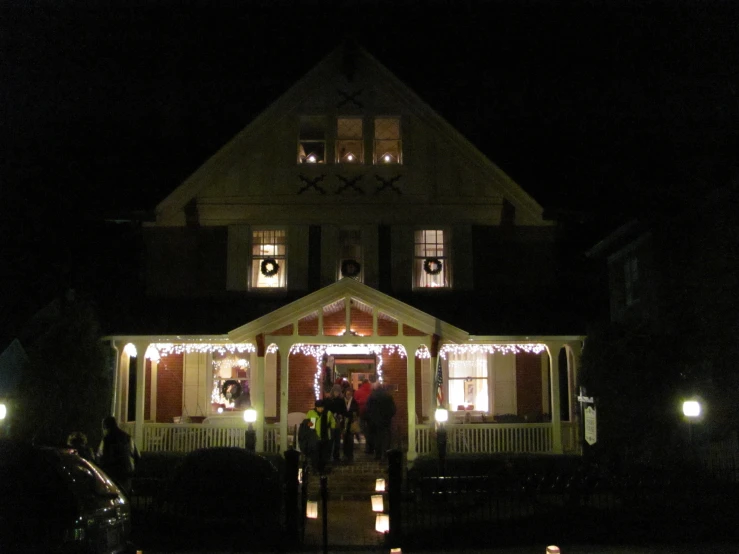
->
[336,88,364,109]
[375,174,402,195]
[335,175,364,195]
[298,174,327,195]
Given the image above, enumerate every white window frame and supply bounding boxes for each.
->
[414,229,450,289]
[374,116,402,165]
[447,351,489,413]
[250,228,287,290]
[336,117,364,164]
[298,116,326,164]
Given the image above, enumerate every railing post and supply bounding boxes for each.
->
[284,448,300,545]
[387,448,403,549]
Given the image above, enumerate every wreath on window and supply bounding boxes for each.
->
[222,380,243,401]
[423,257,443,275]
[260,258,280,277]
[341,258,361,278]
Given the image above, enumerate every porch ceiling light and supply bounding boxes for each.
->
[435,408,448,424]
[683,400,701,418]
[371,494,384,512]
[244,408,257,423]
[375,478,385,492]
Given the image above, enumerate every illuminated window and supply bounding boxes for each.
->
[251,229,287,289]
[298,117,326,164]
[414,229,449,288]
[374,117,401,164]
[336,118,363,163]
[338,228,362,281]
[448,351,489,412]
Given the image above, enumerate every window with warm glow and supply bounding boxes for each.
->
[251,229,287,289]
[448,351,489,412]
[338,228,363,281]
[336,118,363,163]
[414,229,450,288]
[374,117,402,164]
[298,116,326,164]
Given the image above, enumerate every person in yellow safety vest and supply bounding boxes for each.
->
[304,399,337,473]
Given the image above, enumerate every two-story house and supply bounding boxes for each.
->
[105,43,586,461]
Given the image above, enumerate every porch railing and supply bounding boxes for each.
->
[126,422,281,453]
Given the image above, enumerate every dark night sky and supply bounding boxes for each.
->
[2,0,738,340]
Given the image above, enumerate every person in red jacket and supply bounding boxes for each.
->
[354,378,374,454]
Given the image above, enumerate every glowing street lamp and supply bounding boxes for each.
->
[683,399,702,445]
[0,403,6,421]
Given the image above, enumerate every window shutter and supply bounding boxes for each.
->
[453,225,473,290]
[227,225,250,291]
[390,225,413,292]
[288,225,310,291]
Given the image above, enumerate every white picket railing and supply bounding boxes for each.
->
[128,423,280,454]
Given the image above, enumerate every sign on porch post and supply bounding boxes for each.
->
[584,406,597,445]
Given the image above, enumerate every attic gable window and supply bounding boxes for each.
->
[374,117,402,164]
[336,118,363,163]
[298,116,326,164]
[414,229,450,289]
[251,229,287,289]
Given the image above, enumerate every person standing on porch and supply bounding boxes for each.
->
[354,378,373,454]
[342,387,360,463]
[305,399,336,473]
[327,384,346,463]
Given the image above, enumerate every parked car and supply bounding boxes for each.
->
[0,439,132,553]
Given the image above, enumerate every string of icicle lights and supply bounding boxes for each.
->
[289,343,408,400]
[439,343,547,358]
[143,343,256,362]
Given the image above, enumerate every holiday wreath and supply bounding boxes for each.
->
[341,258,361,278]
[260,258,280,277]
[423,257,443,275]
[222,380,243,400]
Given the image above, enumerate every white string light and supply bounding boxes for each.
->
[439,343,546,358]
[148,343,256,359]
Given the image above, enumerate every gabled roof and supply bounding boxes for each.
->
[155,43,547,225]
[228,278,468,344]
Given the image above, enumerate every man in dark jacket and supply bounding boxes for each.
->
[365,385,396,461]
[97,416,140,495]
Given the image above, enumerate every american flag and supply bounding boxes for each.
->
[435,355,444,407]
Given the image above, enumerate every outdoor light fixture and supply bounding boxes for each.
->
[434,408,448,424]
[546,547,561,554]
[375,513,389,533]
[0,403,6,421]
[306,500,318,519]
[375,478,386,492]
[683,400,701,418]
[243,408,257,423]
[371,494,384,512]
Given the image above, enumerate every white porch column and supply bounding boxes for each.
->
[403,337,424,462]
[253,334,266,453]
[133,340,149,452]
[150,360,158,423]
[546,342,564,454]
[274,337,292,453]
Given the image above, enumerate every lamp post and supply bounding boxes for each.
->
[435,408,448,466]
[243,408,257,452]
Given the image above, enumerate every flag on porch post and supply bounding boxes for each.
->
[435,355,444,407]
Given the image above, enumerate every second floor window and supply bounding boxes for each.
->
[336,118,363,163]
[374,117,402,164]
[251,229,287,289]
[414,229,449,288]
[298,117,326,164]
[338,228,363,281]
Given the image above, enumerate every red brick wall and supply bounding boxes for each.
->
[377,315,398,336]
[516,352,543,419]
[350,306,373,336]
[156,353,183,423]
[287,352,321,413]
[323,309,345,336]
[379,348,408,445]
[298,315,318,335]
